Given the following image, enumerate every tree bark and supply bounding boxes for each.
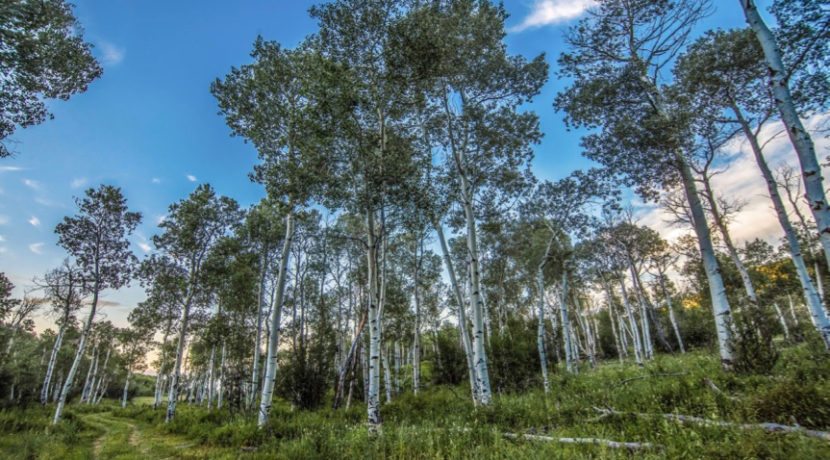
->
[658,273,685,353]
[619,279,644,365]
[41,323,66,405]
[677,153,734,366]
[258,212,293,428]
[434,221,478,402]
[365,212,382,426]
[53,283,100,425]
[121,369,132,408]
[249,248,268,409]
[560,271,576,373]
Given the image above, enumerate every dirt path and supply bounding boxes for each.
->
[82,412,146,459]
[80,410,240,459]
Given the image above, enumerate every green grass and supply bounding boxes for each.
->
[2,346,829,459]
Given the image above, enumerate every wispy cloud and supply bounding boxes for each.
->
[70,177,88,189]
[34,197,63,208]
[22,178,41,190]
[151,177,161,184]
[0,235,5,242]
[138,242,152,253]
[186,174,197,182]
[28,216,40,227]
[155,214,167,225]
[635,112,830,247]
[98,40,125,66]
[0,166,23,172]
[0,215,7,225]
[510,0,595,32]
[28,242,44,254]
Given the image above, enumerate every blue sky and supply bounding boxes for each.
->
[0,0,775,328]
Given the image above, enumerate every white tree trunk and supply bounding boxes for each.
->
[249,249,268,409]
[80,344,98,403]
[460,182,492,405]
[741,0,830,272]
[258,212,293,428]
[619,279,644,365]
[536,268,550,392]
[435,222,478,402]
[628,263,653,360]
[41,324,66,405]
[559,271,576,373]
[383,345,393,404]
[773,303,791,340]
[412,261,421,395]
[206,344,216,409]
[217,341,226,409]
[92,348,111,405]
[165,302,192,422]
[121,369,132,408]
[153,326,170,409]
[53,287,100,425]
[788,294,799,326]
[677,153,734,366]
[658,274,685,353]
[366,210,382,428]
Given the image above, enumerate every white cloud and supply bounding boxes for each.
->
[186,174,197,182]
[0,215,7,225]
[510,0,595,32]
[22,178,41,190]
[28,216,40,227]
[28,242,44,255]
[70,177,88,189]
[155,214,167,225]
[151,177,161,184]
[0,166,23,172]
[138,242,152,253]
[0,247,6,254]
[0,235,5,242]
[635,112,830,247]
[98,40,125,66]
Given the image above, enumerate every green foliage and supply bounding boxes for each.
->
[731,305,780,374]
[0,0,103,157]
[489,318,541,394]
[431,325,467,386]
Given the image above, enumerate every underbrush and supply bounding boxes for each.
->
[3,346,830,459]
[0,405,102,459]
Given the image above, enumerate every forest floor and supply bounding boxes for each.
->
[2,345,830,459]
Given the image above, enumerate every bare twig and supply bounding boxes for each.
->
[593,407,830,442]
[614,371,687,387]
[702,378,739,401]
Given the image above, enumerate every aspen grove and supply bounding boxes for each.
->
[2,0,830,458]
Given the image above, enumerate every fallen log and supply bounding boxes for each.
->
[593,407,830,442]
[502,432,661,451]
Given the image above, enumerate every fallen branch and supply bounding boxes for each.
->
[593,407,830,442]
[614,371,687,387]
[502,432,661,451]
[702,378,739,401]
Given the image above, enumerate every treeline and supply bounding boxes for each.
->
[1,0,829,433]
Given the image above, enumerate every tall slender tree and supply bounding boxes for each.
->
[52,185,141,424]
